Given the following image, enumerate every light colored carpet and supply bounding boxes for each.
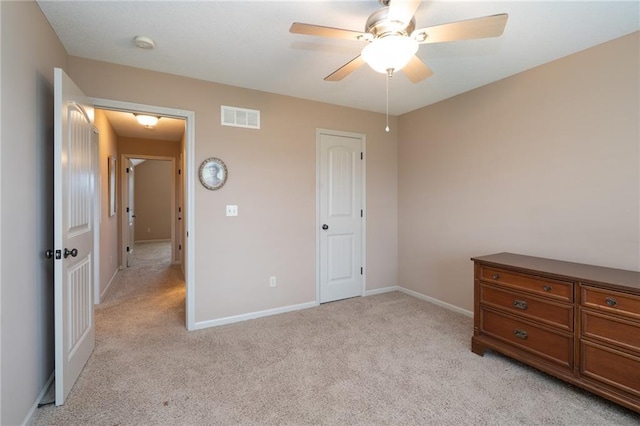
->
[31,241,639,425]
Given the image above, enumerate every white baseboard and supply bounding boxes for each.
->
[134,239,171,243]
[192,287,471,330]
[192,300,319,330]
[99,268,120,303]
[397,287,473,318]
[365,285,399,296]
[21,372,54,426]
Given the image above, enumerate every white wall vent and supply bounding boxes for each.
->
[221,105,260,129]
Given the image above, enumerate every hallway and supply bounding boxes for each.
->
[31,241,186,425]
[101,241,184,321]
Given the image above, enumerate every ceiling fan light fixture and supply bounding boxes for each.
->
[134,114,160,128]
[361,36,418,74]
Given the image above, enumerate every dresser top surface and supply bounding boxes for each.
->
[472,252,640,292]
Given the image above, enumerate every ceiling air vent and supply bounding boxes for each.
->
[221,106,260,130]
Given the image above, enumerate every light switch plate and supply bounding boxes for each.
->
[226,205,238,216]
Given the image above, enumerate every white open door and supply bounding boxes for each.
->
[54,68,96,405]
[318,130,365,303]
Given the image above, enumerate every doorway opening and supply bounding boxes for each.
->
[91,98,196,330]
[121,156,177,269]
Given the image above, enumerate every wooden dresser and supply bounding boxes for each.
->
[471,252,640,413]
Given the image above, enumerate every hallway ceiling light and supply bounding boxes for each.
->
[134,114,160,128]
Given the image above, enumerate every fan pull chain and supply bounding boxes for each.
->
[385,69,391,132]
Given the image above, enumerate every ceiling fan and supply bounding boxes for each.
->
[290,0,508,83]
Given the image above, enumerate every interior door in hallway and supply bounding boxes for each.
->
[123,159,135,266]
[53,68,96,405]
[318,130,365,303]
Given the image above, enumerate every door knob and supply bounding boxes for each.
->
[322,224,329,230]
[64,248,78,258]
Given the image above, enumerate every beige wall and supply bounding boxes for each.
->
[398,32,640,312]
[67,57,399,322]
[94,110,120,300]
[119,136,181,159]
[134,160,173,241]
[0,1,68,424]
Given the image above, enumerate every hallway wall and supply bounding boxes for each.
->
[134,160,173,242]
[94,110,120,301]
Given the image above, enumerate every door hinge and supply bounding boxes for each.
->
[360,267,363,275]
[126,207,130,212]
[126,246,130,252]
[178,244,182,250]
[178,169,181,175]
[126,167,130,173]
[361,209,363,218]
[360,152,363,160]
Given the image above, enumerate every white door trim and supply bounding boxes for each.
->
[315,128,367,303]
[92,127,101,305]
[90,98,196,330]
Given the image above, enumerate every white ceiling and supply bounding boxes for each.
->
[38,0,639,118]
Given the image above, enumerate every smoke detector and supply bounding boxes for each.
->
[133,36,155,50]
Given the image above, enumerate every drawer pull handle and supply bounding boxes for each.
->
[542,285,552,292]
[513,300,528,310]
[605,297,617,307]
[492,274,500,280]
[513,329,528,340]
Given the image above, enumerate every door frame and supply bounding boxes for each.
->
[92,127,101,304]
[91,97,196,330]
[120,155,177,264]
[315,128,367,303]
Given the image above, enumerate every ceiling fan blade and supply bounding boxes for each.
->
[403,55,433,83]
[324,55,366,81]
[413,13,508,44]
[388,0,421,25]
[290,22,369,41]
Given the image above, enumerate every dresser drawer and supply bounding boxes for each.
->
[481,284,573,331]
[581,341,640,398]
[480,266,573,302]
[481,308,573,368]
[581,286,640,321]
[581,311,640,353]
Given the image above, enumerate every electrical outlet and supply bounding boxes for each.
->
[269,276,277,288]
[226,205,238,216]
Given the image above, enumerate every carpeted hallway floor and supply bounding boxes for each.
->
[31,241,638,425]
